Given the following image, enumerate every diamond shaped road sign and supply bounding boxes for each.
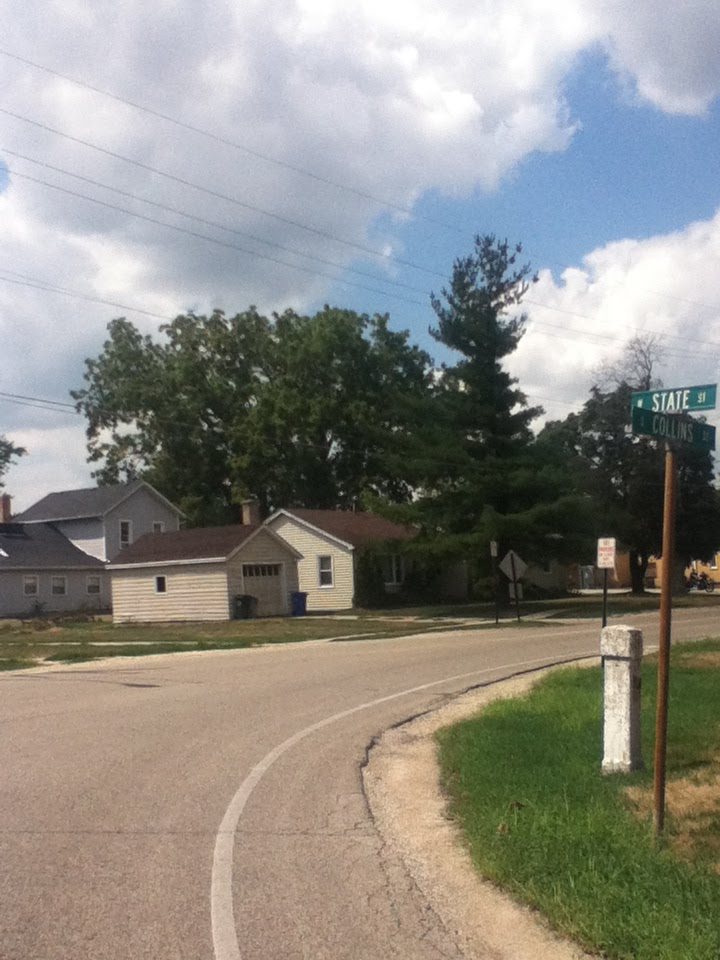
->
[499,550,527,582]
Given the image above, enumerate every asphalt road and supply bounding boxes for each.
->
[1,607,717,960]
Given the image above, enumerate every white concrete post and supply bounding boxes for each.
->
[601,625,643,774]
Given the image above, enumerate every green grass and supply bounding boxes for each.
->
[437,639,720,960]
[0,613,484,668]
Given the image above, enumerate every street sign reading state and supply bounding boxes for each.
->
[631,406,716,450]
[631,383,717,413]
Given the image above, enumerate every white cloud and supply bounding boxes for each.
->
[596,0,720,115]
[513,208,720,421]
[1,0,720,500]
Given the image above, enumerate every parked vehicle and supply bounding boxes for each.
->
[685,571,716,592]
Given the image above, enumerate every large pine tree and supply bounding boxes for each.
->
[424,235,544,530]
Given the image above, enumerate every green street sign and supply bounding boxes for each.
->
[631,383,717,413]
[631,406,716,450]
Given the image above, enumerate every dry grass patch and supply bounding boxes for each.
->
[625,759,720,870]
[675,650,720,669]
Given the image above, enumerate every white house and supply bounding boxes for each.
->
[265,508,416,611]
[109,523,302,622]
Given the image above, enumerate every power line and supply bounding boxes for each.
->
[6,169,426,306]
[0,46,463,234]
[0,107,445,279]
[3,148,429,296]
[4,61,720,322]
[0,270,177,321]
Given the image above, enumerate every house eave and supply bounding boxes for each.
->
[108,556,226,570]
[266,509,355,551]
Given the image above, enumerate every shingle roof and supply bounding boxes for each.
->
[0,523,105,569]
[107,524,265,565]
[282,509,417,549]
[14,480,149,522]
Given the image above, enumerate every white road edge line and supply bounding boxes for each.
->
[210,647,597,960]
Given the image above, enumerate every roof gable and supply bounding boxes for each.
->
[268,508,416,550]
[0,523,105,569]
[107,523,300,566]
[15,481,183,523]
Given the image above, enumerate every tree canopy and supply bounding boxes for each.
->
[72,306,432,524]
[71,237,720,595]
[539,338,720,591]
[0,436,25,490]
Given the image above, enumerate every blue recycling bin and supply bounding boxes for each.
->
[290,591,308,616]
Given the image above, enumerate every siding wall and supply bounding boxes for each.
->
[53,518,106,561]
[227,529,299,616]
[106,489,181,561]
[0,569,109,618]
[268,515,354,611]
[111,563,230,623]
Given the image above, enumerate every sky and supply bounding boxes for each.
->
[2,0,720,512]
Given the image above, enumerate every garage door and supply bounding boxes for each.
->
[241,563,287,616]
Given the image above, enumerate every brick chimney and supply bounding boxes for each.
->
[241,499,261,526]
[0,493,12,522]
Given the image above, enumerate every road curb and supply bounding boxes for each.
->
[363,662,596,960]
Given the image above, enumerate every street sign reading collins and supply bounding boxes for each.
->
[631,406,716,450]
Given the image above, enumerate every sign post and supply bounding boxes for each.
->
[490,540,499,625]
[654,446,676,837]
[630,382,716,837]
[596,537,616,628]
[500,550,527,623]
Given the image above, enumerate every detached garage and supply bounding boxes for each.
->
[108,524,301,623]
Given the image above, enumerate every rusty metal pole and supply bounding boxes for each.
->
[653,444,677,837]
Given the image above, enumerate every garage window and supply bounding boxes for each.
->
[155,576,167,593]
[242,564,280,577]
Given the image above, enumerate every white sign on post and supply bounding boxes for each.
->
[499,550,527,581]
[597,538,616,570]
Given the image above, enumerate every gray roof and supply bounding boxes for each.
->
[14,480,180,523]
[0,523,105,570]
[108,523,301,566]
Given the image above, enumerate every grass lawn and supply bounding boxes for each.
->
[0,612,489,670]
[437,638,720,960]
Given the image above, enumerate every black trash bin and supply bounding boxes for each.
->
[234,594,258,619]
[290,591,308,617]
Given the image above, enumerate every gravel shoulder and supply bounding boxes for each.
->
[363,666,596,960]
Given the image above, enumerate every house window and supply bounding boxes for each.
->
[119,520,132,549]
[712,555,718,571]
[318,555,333,587]
[155,576,167,593]
[242,564,281,577]
[87,576,102,595]
[382,554,404,586]
[152,521,165,534]
[23,575,39,596]
[51,576,67,596]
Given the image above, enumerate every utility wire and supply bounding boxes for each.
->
[1,264,718,371]
[0,107,445,279]
[6,169,426,306]
[0,47,463,233]
[0,270,177,322]
[4,58,720,318]
[3,148,428,296]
